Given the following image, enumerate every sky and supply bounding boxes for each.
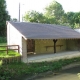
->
[6,0,80,21]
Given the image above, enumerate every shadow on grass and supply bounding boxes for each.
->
[0,49,20,57]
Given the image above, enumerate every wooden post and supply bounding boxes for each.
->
[6,46,8,54]
[18,45,19,53]
[26,40,28,63]
[53,39,57,53]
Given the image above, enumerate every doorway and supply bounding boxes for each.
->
[27,39,35,52]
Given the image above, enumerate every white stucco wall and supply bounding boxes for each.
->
[7,22,28,63]
[7,22,22,55]
[22,37,28,63]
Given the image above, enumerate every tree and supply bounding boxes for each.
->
[44,0,64,24]
[12,18,18,22]
[23,0,80,29]
[23,1,65,24]
[66,12,80,28]
[23,11,46,23]
[73,12,80,28]
[66,12,75,28]
[0,0,10,36]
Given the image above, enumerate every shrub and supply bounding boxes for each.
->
[0,66,12,80]
[0,60,3,66]
[0,37,7,43]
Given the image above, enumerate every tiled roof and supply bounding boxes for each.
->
[8,21,80,39]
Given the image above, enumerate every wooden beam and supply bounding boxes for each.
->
[53,39,57,53]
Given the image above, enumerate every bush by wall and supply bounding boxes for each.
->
[0,37,7,43]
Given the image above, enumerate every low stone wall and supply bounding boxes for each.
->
[0,56,21,64]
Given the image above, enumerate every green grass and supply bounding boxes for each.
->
[0,43,21,57]
[0,57,80,80]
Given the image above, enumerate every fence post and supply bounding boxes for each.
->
[6,46,8,54]
[18,45,19,53]
[0,45,19,54]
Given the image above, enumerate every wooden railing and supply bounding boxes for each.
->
[0,45,19,54]
[45,45,63,51]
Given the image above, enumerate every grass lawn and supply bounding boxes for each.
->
[1,57,80,80]
[0,43,21,57]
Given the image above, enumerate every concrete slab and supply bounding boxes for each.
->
[27,51,80,63]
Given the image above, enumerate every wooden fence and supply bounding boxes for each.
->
[0,45,19,54]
